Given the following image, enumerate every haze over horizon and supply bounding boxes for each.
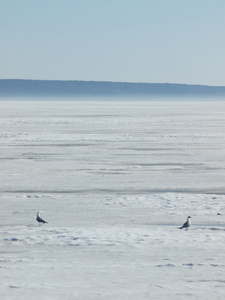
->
[1,1,225,86]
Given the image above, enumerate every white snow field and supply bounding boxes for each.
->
[1,99,225,299]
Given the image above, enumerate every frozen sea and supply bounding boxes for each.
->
[1,98,225,299]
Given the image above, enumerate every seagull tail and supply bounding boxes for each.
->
[178,226,183,229]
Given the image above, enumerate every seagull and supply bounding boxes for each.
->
[179,216,191,230]
[36,212,48,226]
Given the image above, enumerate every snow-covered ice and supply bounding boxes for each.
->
[1,99,225,299]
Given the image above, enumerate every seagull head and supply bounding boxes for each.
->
[37,212,40,217]
[187,216,191,222]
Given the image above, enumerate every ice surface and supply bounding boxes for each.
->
[1,99,225,299]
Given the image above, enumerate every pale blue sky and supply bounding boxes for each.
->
[1,0,225,85]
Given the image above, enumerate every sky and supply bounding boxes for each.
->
[1,0,225,86]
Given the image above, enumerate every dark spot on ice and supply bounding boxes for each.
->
[13,211,20,215]
[11,238,18,242]
[209,227,225,231]
[183,263,194,267]
[156,263,176,267]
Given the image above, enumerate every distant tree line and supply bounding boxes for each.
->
[0,79,225,98]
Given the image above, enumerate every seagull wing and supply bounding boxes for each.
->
[179,221,188,229]
[37,215,48,223]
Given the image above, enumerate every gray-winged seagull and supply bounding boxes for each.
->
[36,212,48,226]
[179,216,191,230]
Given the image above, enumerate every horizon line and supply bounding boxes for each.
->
[1,78,225,88]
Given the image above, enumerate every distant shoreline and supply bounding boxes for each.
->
[1,79,225,98]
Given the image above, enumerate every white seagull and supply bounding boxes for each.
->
[179,216,191,230]
[36,212,48,226]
